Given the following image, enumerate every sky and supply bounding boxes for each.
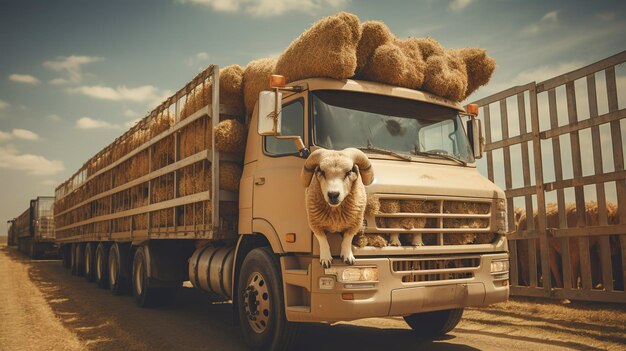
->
[0,0,625,231]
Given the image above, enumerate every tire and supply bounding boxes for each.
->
[95,243,110,289]
[74,243,85,276]
[132,246,179,308]
[62,245,71,269]
[237,247,299,351]
[108,243,130,295]
[403,308,464,338]
[70,243,82,276]
[84,243,96,282]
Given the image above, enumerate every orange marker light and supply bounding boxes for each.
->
[286,233,296,243]
[270,74,286,88]
[341,293,354,300]
[465,103,479,116]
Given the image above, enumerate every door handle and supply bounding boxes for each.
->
[254,177,265,185]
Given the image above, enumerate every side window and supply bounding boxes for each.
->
[264,99,304,155]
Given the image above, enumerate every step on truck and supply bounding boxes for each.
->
[13,196,57,258]
[54,65,509,350]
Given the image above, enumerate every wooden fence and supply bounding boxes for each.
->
[472,51,626,303]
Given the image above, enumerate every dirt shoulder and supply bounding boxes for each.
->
[0,246,84,351]
[1,245,625,351]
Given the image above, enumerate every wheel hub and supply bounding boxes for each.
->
[243,272,270,333]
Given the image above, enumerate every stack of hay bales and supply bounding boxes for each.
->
[442,201,491,245]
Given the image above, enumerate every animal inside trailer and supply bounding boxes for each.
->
[472,51,626,303]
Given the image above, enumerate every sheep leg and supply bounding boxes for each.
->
[340,228,359,265]
[389,233,401,246]
[313,230,333,268]
[411,233,424,246]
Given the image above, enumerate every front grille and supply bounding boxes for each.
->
[369,196,495,246]
[392,256,480,283]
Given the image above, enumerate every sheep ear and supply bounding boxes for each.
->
[301,149,325,187]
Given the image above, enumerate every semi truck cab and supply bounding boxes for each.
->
[236,77,509,326]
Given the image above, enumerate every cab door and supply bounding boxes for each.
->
[252,93,311,253]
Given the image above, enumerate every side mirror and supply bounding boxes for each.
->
[257,90,282,136]
[466,118,484,159]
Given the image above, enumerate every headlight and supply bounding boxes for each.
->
[490,259,509,273]
[495,198,508,233]
[324,266,379,282]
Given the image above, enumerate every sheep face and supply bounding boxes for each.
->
[315,157,359,207]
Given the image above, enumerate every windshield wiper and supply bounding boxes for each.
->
[412,149,467,166]
[358,145,412,161]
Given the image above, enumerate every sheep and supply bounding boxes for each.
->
[301,148,374,268]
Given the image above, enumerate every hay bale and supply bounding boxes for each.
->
[215,119,246,154]
[219,162,242,192]
[361,39,425,89]
[355,21,394,77]
[353,233,388,248]
[275,12,361,83]
[422,51,468,101]
[454,48,496,100]
[415,37,444,61]
[243,58,277,116]
[192,65,245,113]
[364,194,380,217]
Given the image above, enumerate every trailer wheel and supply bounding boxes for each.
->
[108,243,130,295]
[95,243,109,289]
[84,243,96,282]
[403,308,464,338]
[132,246,179,308]
[71,243,85,276]
[237,247,299,351]
[62,245,71,269]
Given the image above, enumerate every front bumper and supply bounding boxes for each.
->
[284,252,509,323]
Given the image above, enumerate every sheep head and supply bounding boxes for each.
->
[301,148,374,207]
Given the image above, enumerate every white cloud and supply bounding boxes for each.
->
[0,128,41,141]
[9,74,41,85]
[123,109,139,118]
[184,52,210,66]
[0,131,11,141]
[67,84,170,105]
[180,0,349,17]
[0,145,64,176]
[522,10,559,36]
[47,114,61,122]
[76,117,120,130]
[43,55,103,85]
[0,100,9,110]
[11,129,40,141]
[595,12,616,22]
[448,0,471,12]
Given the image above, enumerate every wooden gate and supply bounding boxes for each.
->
[472,51,626,303]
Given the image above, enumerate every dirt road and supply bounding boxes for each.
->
[1,246,624,351]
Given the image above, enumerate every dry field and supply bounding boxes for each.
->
[0,245,624,351]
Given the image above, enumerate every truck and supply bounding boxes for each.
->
[7,219,16,246]
[13,196,56,258]
[54,64,509,350]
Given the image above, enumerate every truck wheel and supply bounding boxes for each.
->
[403,308,464,337]
[95,243,109,289]
[84,243,96,282]
[132,246,179,308]
[75,243,85,276]
[237,247,299,351]
[62,245,71,269]
[109,243,130,295]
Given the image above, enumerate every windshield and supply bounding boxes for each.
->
[312,90,475,164]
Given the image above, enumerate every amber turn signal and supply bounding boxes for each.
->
[286,233,296,243]
[341,293,354,300]
[465,103,479,116]
[270,74,286,88]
